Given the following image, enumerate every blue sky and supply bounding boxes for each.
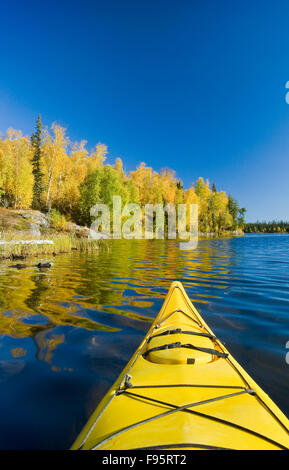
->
[1,0,289,222]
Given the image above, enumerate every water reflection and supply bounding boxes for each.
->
[0,236,288,448]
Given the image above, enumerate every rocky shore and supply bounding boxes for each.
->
[0,208,90,239]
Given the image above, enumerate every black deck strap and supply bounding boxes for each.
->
[182,343,228,358]
[147,328,215,343]
[143,341,228,359]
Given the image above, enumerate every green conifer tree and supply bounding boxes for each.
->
[31,115,44,210]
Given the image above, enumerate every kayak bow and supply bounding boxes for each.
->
[71,281,289,450]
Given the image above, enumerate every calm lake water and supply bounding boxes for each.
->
[0,234,288,449]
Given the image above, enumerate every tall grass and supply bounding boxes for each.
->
[0,233,105,259]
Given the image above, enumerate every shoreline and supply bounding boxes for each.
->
[0,230,244,262]
[0,206,244,261]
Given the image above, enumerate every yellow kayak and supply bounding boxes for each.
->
[71,281,289,450]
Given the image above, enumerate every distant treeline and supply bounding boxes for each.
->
[0,116,246,233]
[245,221,289,233]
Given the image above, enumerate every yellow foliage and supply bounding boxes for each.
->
[0,129,33,208]
[0,119,242,233]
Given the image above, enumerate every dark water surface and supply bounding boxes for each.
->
[0,234,288,449]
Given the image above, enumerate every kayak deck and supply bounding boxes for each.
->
[71,281,289,450]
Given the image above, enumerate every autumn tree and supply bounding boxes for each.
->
[87,143,108,172]
[0,118,246,234]
[57,140,88,216]
[195,177,211,232]
[42,123,69,212]
[114,157,125,179]
[0,129,33,208]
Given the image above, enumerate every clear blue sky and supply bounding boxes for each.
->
[1,0,289,222]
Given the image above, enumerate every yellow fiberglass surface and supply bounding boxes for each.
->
[71,281,289,450]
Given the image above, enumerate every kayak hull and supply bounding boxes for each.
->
[71,281,289,450]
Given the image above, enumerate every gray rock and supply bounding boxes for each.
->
[19,210,50,228]
[66,222,90,238]
[28,223,41,237]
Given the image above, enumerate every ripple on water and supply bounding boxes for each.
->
[0,235,288,448]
